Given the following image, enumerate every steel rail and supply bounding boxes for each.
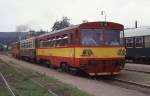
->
[108,77,150,89]
[0,72,16,96]
[123,68,150,74]
[30,78,58,96]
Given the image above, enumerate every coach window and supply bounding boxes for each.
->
[23,42,25,48]
[25,43,27,48]
[41,41,44,48]
[42,41,46,48]
[21,43,24,48]
[26,43,27,48]
[46,40,50,47]
[75,30,79,45]
[39,41,43,48]
[145,36,150,48]
[135,37,143,48]
[28,42,30,48]
[42,41,45,47]
[51,38,56,47]
[21,43,23,48]
[24,42,26,48]
[70,33,74,45]
[25,42,27,48]
[47,39,51,47]
[29,42,32,48]
[126,38,134,48]
[49,40,53,47]
[60,34,68,47]
[55,36,62,47]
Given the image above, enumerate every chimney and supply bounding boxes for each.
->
[135,20,137,28]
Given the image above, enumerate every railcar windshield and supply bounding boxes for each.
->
[80,29,123,46]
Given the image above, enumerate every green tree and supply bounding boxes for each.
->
[52,16,70,31]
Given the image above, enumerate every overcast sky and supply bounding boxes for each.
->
[0,0,150,32]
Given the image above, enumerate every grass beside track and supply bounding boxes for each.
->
[0,59,52,96]
[0,58,93,96]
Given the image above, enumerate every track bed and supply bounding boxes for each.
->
[1,55,150,96]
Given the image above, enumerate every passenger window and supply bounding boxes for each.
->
[75,31,79,44]
[51,38,56,47]
[39,35,68,48]
[55,37,62,47]
[70,33,74,45]
[60,34,68,47]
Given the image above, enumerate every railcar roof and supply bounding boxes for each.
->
[37,25,79,38]
[20,36,36,43]
[124,27,150,37]
[37,21,123,38]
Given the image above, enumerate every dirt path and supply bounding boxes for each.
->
[0,55,149,96]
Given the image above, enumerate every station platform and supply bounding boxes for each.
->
[124,63,150,73]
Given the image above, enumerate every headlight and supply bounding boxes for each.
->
[81,49,93,56]
[117,49,126,56]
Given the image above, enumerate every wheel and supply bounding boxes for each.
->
[45,61,51,68]
[61,63,69,72]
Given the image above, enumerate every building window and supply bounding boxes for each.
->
[126,37,134,48]
[135,37,143,48]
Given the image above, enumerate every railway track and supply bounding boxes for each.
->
[123,68,150,74]
[70,71,150,91]
[107,77,150,89]
[0,72,16,96]
[4,61,58,96]
[15,69,58,96]
[91,76,150,95]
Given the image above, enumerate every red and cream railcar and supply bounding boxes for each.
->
[20,37,36,61]
[36,21,125,76]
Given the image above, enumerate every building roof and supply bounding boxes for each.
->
[124,27,150,37]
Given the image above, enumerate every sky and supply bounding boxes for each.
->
[0,0,150,32]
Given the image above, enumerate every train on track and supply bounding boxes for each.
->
[124,27,150,64]
[11,21,126,76]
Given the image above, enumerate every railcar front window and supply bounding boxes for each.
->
[80,29,123,46]
[104,30,120,46]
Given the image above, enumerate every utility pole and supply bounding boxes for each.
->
[135,20,138,28]
[101,11,107,22]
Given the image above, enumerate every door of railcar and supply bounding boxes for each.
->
[69,32,75,66]
[68,29,79,67]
